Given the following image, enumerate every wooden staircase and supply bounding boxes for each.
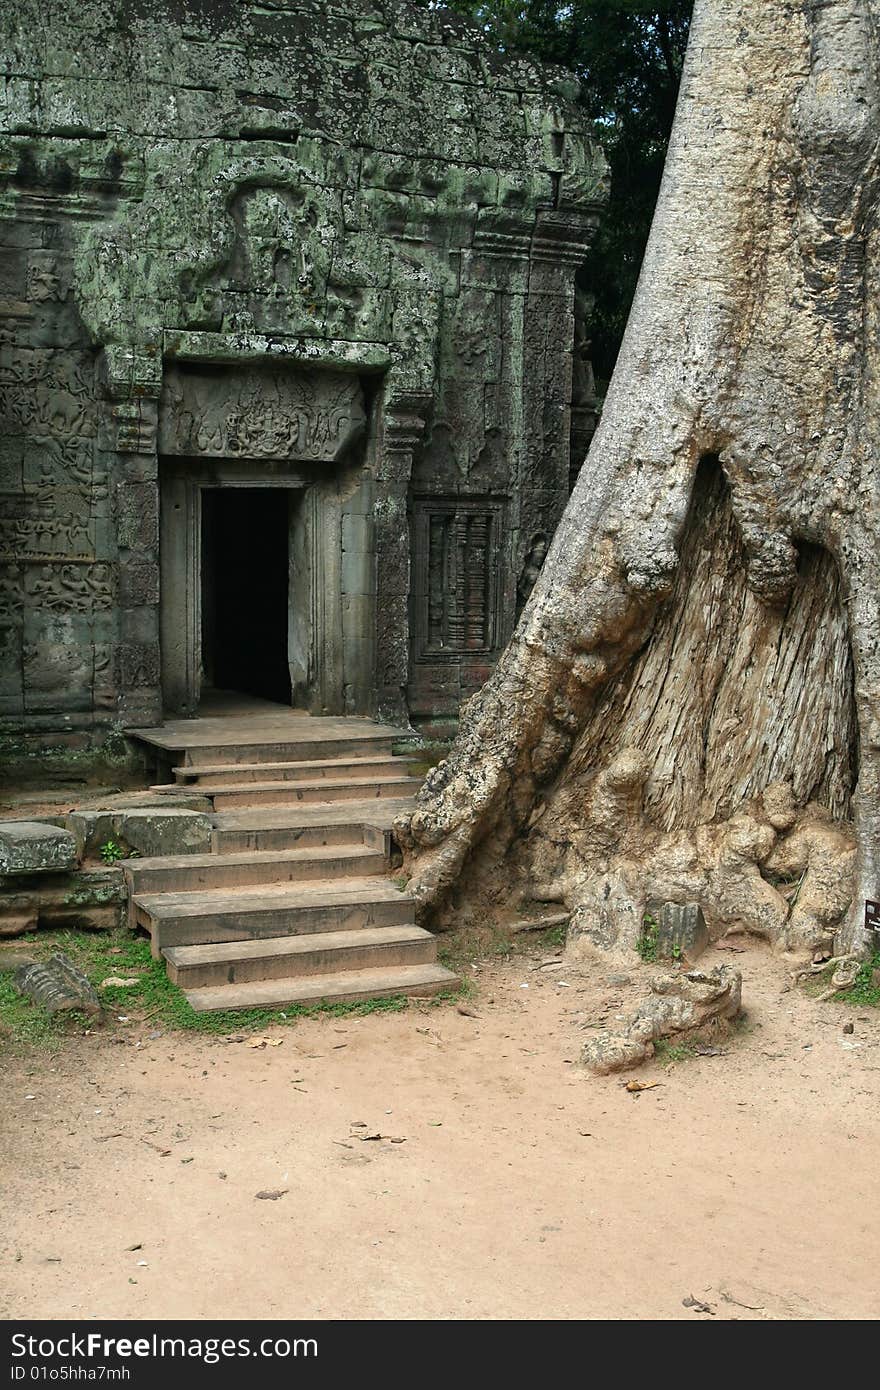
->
[125,709,456,1013]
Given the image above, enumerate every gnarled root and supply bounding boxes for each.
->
[530,769,855,962]
[582,965,743,1075]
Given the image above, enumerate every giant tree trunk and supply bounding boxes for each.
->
[398,0,880,961]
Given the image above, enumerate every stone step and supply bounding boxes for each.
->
[172,754,422,787]
[182,962,458,1013]
[133,877,414,954]
[212,797,416,853]
[212,819,369,853]
[124,843,386,897]
[163,924,436,989]
[183,735,397,768]
[208,776,423,810]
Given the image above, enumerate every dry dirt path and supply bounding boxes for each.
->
[2,941,878,1321]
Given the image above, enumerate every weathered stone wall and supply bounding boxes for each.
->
[0,0,607,743]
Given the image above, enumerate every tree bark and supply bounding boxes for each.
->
[398,0,880,961]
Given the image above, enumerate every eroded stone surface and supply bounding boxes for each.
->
[644,901,710,962]
[0,866,126,935]
[14,953,102,1015]
[67,808,213,860]
[0,821,77,875]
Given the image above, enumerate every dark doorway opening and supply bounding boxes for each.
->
[201,488,292,705]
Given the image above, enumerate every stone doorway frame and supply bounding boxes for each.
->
[159,459,317,717]
[100,331,434,728]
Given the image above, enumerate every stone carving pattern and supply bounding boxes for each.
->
[159,367,367,463]
[415,502,503,659]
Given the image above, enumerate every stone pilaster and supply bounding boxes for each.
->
[374,388,432,725]
[98,345,163,726]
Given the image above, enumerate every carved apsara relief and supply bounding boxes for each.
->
[27,564,115,613]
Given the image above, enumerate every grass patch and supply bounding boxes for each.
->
[0,927,465,1049]
[653,1038,695,1064]
[802,951,880,1007]
[533,922,567,951]
[832,951,880,1007]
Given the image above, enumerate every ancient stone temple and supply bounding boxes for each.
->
[0,0,607,752]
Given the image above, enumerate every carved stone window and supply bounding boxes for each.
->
[412,499,504,660]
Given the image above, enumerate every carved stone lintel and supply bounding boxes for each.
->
[159,362,367,463]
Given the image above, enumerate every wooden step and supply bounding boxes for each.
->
[172,755,421,788]
[183,736,397,768]
[182,962,458,1012]
[208,776,423,810]
[124,843,386,897]
[212,819,369,853]
[163,924,436,988]
[134,877,414,954]
[212,798,415,853]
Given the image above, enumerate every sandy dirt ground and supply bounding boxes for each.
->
[2,939,879,1322]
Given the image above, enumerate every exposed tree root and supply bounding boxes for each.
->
[582,965,743,1074]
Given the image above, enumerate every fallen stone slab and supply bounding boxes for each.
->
[644,900,709,961]
[15,953,102,1016]
[0,821,77,875]
[67,807,213,860]
[582,965,743,1075]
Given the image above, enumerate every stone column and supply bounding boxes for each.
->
[466,218,533,651]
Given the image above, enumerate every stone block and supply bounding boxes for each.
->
[0,866,126,934]
[0,250,27,297]
[0,907,40,937]
[0,821,78,875]
[116,642,161,688]
[116,482,158,549]
[340,545,373,596]
[644,901,710,962]
[23,642,93,713]
[118,561,159,607]
[67,807,213,860]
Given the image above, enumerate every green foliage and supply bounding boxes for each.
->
[654,1037,693,1063]
[423,0,692,383]
[100,838,125,864]
[637,911,659,962]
